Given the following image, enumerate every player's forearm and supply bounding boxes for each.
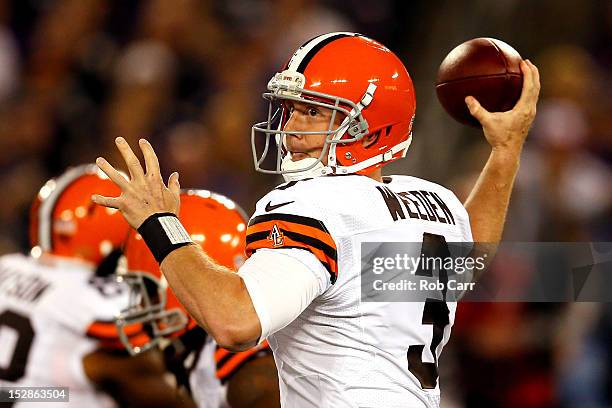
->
[160,245,261,350]
[464,146,521,243]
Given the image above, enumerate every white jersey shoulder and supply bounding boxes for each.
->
[248,178,345,286]
[250,175,472,408]
[255,175,469,234]
[0,253,130,407]
[249,175,470,281]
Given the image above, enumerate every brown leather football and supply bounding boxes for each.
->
[436,38,523,127]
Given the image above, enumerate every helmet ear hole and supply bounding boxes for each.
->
[363,130,381,148]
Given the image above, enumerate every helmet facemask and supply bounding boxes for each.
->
[115,271,188,355]
[251,70,376,181]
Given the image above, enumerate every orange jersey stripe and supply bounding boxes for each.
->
[215,347,231,363]
[246,220,336,250]
[86,321,144,339]
[216,340,271,381]
[246,213,338,282]
[246,236,337,276]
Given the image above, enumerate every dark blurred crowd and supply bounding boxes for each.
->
[0,0,610,407]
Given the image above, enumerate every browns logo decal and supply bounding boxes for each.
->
[267,224,285,247]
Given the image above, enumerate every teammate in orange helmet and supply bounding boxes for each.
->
[93,32,540,407]
[118,190,279,408]
[28,166,129,265]
[0,164,194,408]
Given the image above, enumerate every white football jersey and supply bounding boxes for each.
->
[0,254,132,407]
[245,174,472,408]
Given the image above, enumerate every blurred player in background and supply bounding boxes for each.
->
[93,32,539,407]
[0,164,194,407]
[119,190,279,408]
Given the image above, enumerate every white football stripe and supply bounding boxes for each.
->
[287,32,356,73]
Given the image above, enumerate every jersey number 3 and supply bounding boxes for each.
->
[407,233,451,389]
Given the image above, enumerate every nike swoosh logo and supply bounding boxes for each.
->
[265,200,295,212]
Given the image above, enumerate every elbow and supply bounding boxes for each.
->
[211,318,261,352]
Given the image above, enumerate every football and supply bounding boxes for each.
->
[436,37,523,127]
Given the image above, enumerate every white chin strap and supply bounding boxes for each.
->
[280,156,330,182]
[280,133,412,182]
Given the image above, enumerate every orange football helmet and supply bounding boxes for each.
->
[29,164,130,265]
[117,189,248,355]
[252,32,416,181]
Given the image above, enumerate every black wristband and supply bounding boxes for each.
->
[137,213,193,263]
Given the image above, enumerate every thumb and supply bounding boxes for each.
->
[168,172,180,197]
[465,96,488,122]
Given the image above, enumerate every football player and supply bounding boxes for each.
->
[0,164,194,407]
[93,32,540,407]
[118,190,279,408]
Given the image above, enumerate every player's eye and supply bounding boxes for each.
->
[307,108,319,117]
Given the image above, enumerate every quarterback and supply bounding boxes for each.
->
[93,33,539,407]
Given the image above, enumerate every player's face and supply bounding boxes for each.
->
[283,101,344,163]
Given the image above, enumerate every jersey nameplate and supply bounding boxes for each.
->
[376,186,456,225]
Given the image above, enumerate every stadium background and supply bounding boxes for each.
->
[0,0,609,407]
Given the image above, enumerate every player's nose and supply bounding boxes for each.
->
[283,114,303,140]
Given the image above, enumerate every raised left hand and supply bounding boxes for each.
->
[92,137,180,229]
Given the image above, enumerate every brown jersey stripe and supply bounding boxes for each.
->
[284,230,336,259]
[246,239,338,283]
[246,230,337,267]
[248,213,330,234]
[215,347,233,367]
[249,244,335,282]
[245,230,272,246]
[246,219,336,250]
